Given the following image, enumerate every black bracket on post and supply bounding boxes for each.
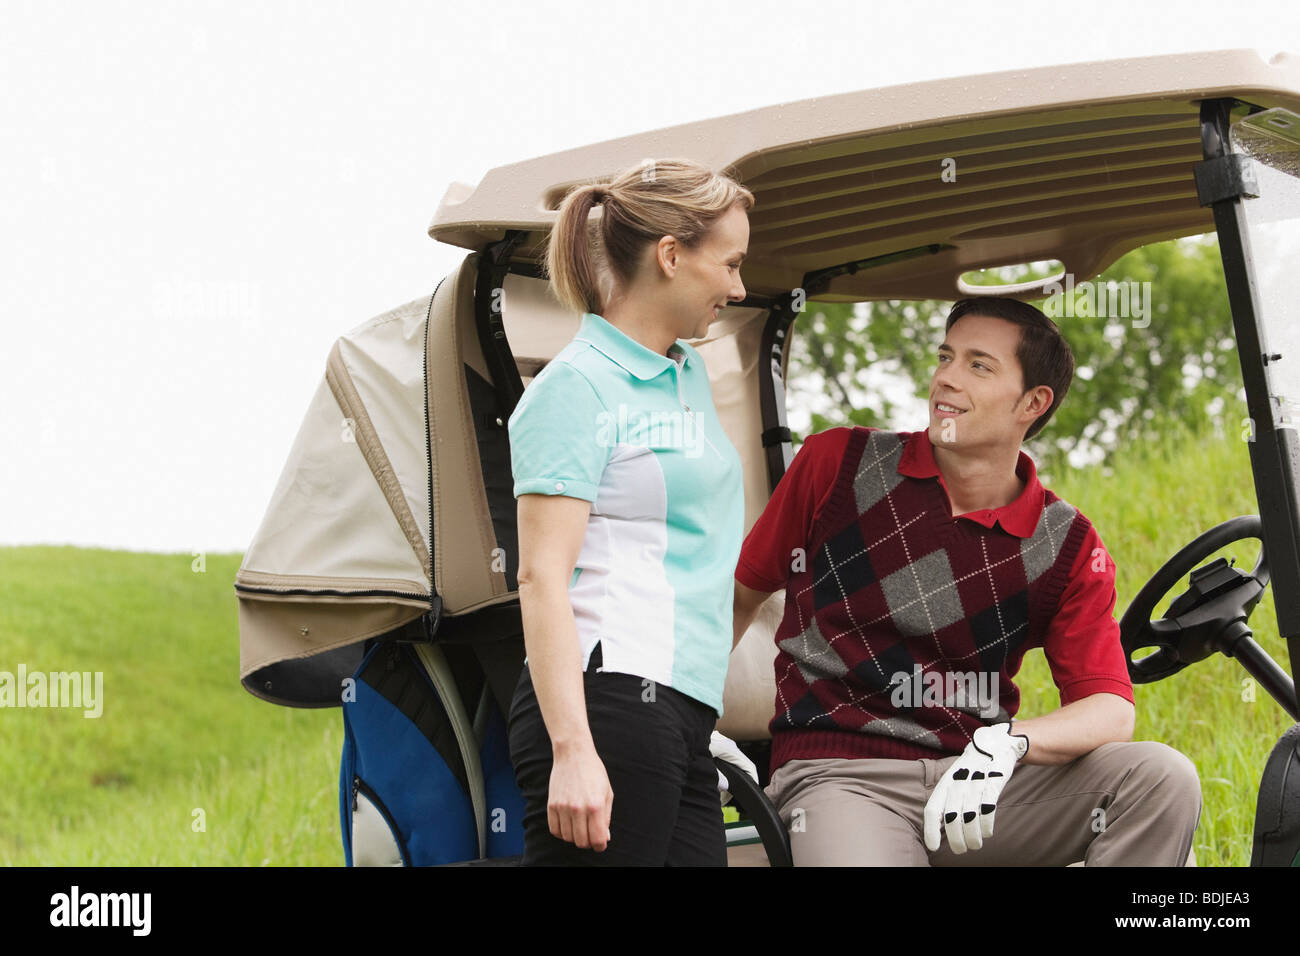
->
[761,426,792,448]
[1195,154,1259,207]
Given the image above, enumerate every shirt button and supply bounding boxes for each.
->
[554,481,565,491]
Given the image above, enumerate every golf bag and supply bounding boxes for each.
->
[340,630,525,865]
[235,250,545,864]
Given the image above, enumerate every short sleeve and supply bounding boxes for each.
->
[734,426,852,593]
[507,360,611,503]
[1041,524,1136,707]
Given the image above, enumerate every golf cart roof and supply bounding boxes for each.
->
[429,48,1300,302]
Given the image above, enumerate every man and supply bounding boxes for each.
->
[731,296,1202,866]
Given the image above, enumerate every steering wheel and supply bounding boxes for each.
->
[1119,516,1269,683]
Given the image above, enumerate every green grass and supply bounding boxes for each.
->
[0,548,343,866]
[1033,419,1293,867]
[0,419,1293,866]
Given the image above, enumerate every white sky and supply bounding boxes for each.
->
[3,0,1298,553]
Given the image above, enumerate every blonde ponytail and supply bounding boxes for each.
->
[543,158,754,317]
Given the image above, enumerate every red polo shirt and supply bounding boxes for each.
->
[735,427,1134,708]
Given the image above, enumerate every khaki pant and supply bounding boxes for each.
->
[765,740,1201,866]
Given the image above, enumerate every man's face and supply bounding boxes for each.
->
[928,313,1048,451]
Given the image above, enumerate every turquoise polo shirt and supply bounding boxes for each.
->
[507,311,745,716]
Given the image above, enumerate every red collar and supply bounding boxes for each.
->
[896,428,1044,538]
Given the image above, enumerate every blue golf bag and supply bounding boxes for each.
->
[340,629,526,866]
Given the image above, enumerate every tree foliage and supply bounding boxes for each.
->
[785,238,1245,473]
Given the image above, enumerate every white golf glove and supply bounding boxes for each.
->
[924,721,1029,855]
[710,731,758,807]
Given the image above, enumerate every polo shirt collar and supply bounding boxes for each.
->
[574,312,691,381]
[897,428,1044,538]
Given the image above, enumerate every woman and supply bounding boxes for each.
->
[506,158,753,865]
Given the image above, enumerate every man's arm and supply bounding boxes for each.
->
[1010,692,1134,765]
[729,429,854,652]
[925,691,1133,853]
[1019,523,1136,764]
[733,579,774,650]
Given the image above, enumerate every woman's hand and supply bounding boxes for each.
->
[547,741,614,850]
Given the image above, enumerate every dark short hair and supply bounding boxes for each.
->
[944,297,1075,440]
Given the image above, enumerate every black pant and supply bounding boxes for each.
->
[507,643,725,866]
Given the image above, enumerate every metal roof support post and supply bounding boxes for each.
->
[1198,97,1300,695]
[473,230,529,419]
[758,290,803,493]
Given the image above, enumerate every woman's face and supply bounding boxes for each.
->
[665,202,750,340]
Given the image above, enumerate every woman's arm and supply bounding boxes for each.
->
[516,492,614,851]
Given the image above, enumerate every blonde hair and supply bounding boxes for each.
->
[543,157,755,317]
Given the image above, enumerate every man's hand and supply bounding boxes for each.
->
[710,731,759,806]
[924,721,1029,854]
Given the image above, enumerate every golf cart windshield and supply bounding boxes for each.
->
[1232,111,1300,427]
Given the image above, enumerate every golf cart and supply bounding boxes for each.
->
[235,48,1300,866]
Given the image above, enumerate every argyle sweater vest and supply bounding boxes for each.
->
[768,427,1091,772]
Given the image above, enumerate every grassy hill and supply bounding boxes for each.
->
[0,547,342,865]
[0,418,1292,866]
